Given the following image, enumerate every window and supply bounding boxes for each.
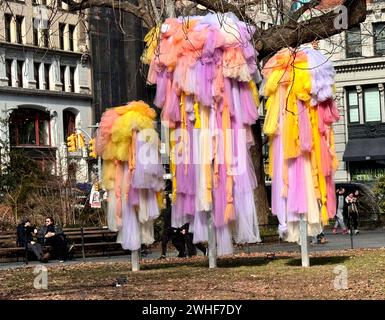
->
[63,110,76,139]
[16,16,24,44]
[33,19,38,46]
[69,67,75,92]
[59,23,65,49]
[347,89,359,123]
[67,162,77,183]
[6,59,13,87]
[374,23,385,56]
[34,63,41,89]
[9,109,51,147]
[4,14,12,42]
[44,63,50,90]
[42,28,49,47]
[364,87,381,122]
[17,60,24,88]
[346,26,362,58]
[69,25,75,51]
[60,65,66,91]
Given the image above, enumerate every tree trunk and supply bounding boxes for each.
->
[251,120,270,227]
[60,187,67,227]
[14,206,18,226]
[165,0,176,18]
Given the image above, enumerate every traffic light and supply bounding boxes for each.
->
[89,138,97,158]
[77,133,85,149]
[67,134,77,152]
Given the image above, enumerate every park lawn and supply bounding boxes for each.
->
[0,248,384,300]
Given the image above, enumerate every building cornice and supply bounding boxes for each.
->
[0,42,84,58]
[334,58,385,74]
[0,86,92,101]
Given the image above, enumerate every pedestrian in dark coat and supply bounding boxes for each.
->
[37,217,68,261]
[345,192,359,235]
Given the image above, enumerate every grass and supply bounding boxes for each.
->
[1,248,385,299]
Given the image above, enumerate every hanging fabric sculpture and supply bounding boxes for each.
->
[142,12,262,256]
[95,101,165,251]
[261,47,339,242]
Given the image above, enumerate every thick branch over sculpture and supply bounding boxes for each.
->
[256,0,367,59]
[65,0,366,59]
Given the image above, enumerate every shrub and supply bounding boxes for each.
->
[373,176,385,215]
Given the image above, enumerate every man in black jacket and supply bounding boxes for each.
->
[16,218,45,261]
[159,193,187,258]
[37,217,68,261]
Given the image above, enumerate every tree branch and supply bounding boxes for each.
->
[181,3,198,16]
[65,0,155,28]
[149,0,161,24]
[165,0,176,18]
[66,0,367,60]
[257,0,367,60]
[195,0,256,25]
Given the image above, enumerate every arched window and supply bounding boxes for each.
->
[63,109,76,139]
[67,161,77,184]
[9,108,51,147]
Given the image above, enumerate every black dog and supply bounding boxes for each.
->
[171,223,206,258]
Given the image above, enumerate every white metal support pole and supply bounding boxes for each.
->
[208,210,217,268]
[94,123,102,185]
[131,249,140,271]
[299,214,310,267]
[97,155,102,183]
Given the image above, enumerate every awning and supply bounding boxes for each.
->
[343,137,385,161]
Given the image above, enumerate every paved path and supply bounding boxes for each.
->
[1,228,384,271]
[245,228,385,253]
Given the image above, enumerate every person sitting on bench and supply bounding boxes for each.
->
[37,217,68,262]
[17,218,49,262]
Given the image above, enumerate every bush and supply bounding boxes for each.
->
[373,176,385,215]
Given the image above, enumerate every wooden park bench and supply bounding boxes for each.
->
[0,226,130,264]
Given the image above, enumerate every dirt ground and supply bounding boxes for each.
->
[1,248,385,300]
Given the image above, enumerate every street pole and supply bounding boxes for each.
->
[207,210,217,268]
[92,123,102,185]
[349,214,354,249]
[78,123,102,197]
[24,227,29,265]
[131,250,140,271]
[299,214,310,267]
[97,155,102,185]
[81,226,86,262]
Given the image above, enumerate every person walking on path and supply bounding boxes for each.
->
[345,192,360,235]
[333,188,348,234]
[159,193,178,259]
